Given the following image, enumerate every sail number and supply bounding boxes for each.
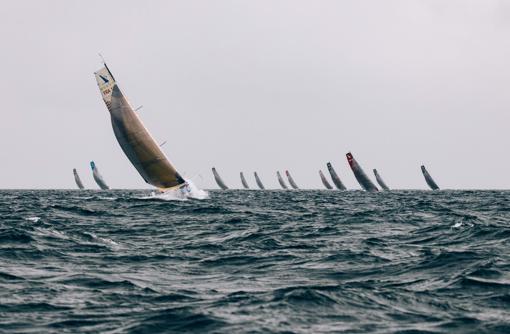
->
[102,88,111,95]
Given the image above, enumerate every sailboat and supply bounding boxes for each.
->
[73,168,85,189]
[90,161,109,190]
[94,62,190,194]
[286,170,299,189]
[240,172,250,189]
[326,162,347,190]
[276,171,288,189]
[319,170,333,189]
[373,169,390,191]
[254,172,265,190]
[346,152,378,192]
[421,165,440,190]
[212,167,229,190]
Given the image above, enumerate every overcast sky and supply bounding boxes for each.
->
[1,0,509,190]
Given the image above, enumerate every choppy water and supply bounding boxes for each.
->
[1,190,510,333]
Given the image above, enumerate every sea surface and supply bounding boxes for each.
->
[1,190,510,333]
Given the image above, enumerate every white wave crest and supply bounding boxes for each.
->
[34,227,69,240]
[84,232,122,250]
[141,180,209,201]
[25,216,41,222]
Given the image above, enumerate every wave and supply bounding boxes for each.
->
[0,271,25,281]
[1,190,509,333]
[140,180,209,201]
[0,230,34,244]
[125,307,226,333]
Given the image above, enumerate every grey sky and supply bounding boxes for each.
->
[1,0,509,189]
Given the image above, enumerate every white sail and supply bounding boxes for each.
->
[73,168,85,189]
[90,161,109,190]
[94,64,186,190]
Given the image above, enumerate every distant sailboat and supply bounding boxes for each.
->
[373,169,390,191]
[421,165,440,190]
[212,167,229,190]
[94,62,189,193]
[254,172,265,190]
[346,153,378,192]
[277,171,288,189]
[240,172,250,189]
[286,170,299,189]
[326,162,347,190]
[319,170,333,189]
[73,168,85,189]
[90,161,109,190]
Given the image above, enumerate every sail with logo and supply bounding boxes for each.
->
[346,152,378,192]
[90,161,109,190]
[326,162,347,190]
[94,62,189,192]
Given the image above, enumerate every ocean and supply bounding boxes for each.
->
[1,189,509,333]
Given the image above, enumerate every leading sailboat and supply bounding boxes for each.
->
[94,62,189,193]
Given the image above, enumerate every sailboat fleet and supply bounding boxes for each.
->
[72,60,441,192]
[211,153,441,191]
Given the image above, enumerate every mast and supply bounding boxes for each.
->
[212,167,229,190]
[346,152,378,192]
[73,168,85,189]
[326,162,347,190]
[373,169,390,191]
[421,165,440,190]
[240,172,250,189]
[94,63,186,190]
[254,172,265,190]
[277,171,288,189]
[90,161,110,190]
[286,170,299,189]
[319,170,333,189]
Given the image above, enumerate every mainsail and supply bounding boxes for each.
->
[254,172,265,190]
[286,170,299,189]
[277,171,288,189]
[346,153,378,192]
[326,162,347,190]
[90,161,109,190]
[319,170,333,189]
[240,172,250,189]
[94,63,186,190]
[373,169,390,191]
[212,167,229,190]
[73,168,85,189]
[421,165,440,190]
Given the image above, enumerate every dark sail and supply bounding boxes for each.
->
[240,172,250,189]
[90,161,109,190]
[254,172,265,190]
[277,171,288,189]
[421,165,440,190]
[286,170,299,189]
[346,153,378,192]
[373,169,390,191]
[319,170,333,189]
[212,167,229,190]
[326,162,347,190]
